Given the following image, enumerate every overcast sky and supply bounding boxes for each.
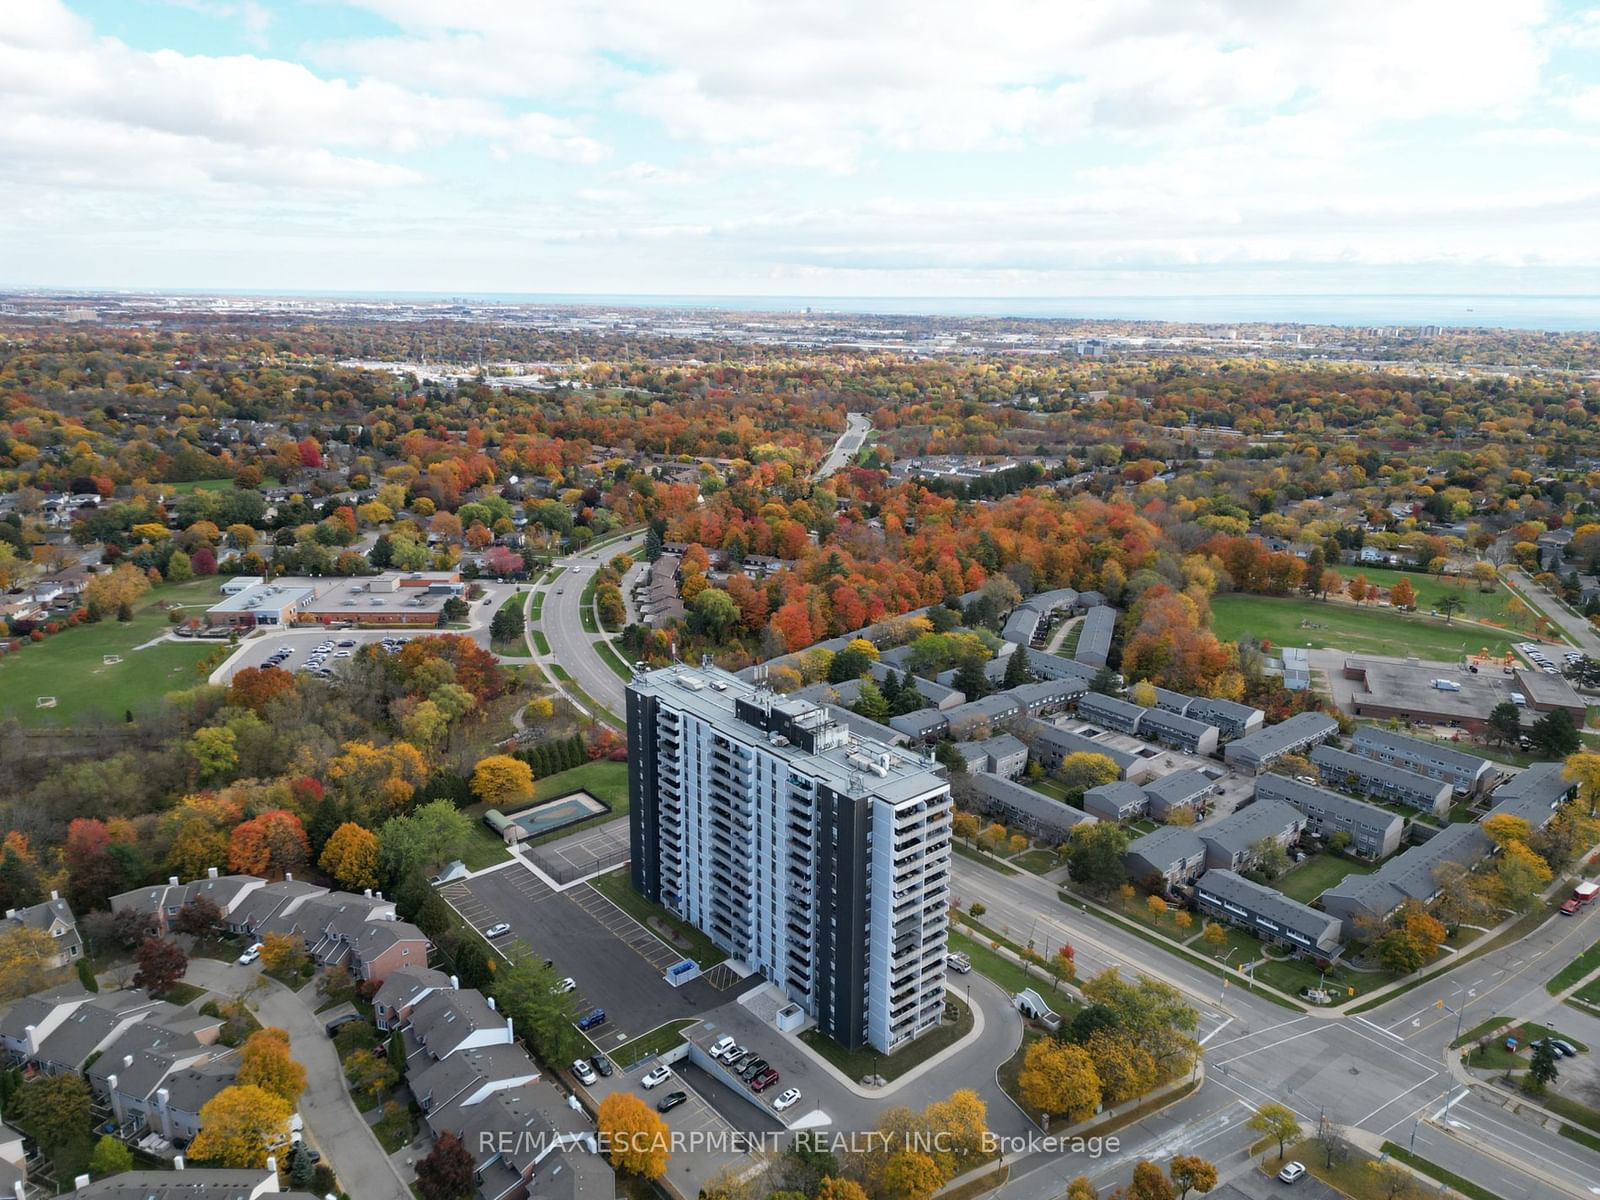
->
[3,0,1599,298]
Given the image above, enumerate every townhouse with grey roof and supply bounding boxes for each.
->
[1310,744,1452,819]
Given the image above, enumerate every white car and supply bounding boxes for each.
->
[237,943,263,965]
[718,1042,746,1064]
[554,977,577,994]
[708,1035,736,1058]
[640,1065,672,1089]
[1277,1162,1306,1184]
[773,1088,802,1112]
[484,923,512,938]
[571,1059,598,1086]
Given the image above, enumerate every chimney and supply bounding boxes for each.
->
[285,872,294,882]
[266,1155,277,1176]
[486,996,496,1011]
[364,889,372,898]
[168,876,179,886]
[23,1024,36,1055]
[174,1156,185,1170]
[123,1055,133,1068]
[50,889,58,901]
[14,1178,25,1200]
[375,891,383,901]
[156,1086,172,1139]
[107,1073,124,1126]
[505,1015,513,1041]
[207,866,218,879]
[3,911,12,921]
[450,975,459,990]
[73,1175,91,1191]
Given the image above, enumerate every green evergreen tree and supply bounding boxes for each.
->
[953,656,988,700]
[1003,647,1032,688]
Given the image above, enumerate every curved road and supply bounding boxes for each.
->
[535,531,645,720]
[814,412,871,481]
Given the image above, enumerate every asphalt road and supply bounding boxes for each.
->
[1508,567,1600,655]
[536,533,644,718]
[813,412,871,481]
[949,857,1588,1199]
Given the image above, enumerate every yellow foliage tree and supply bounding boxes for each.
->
[0,927,65,1001]
[596,1092,669,1179]
[318,822,380,891]
[472,755,535,808]
[258,932,305,975]
[1017,1039,1100,1121]
[1085,1031,1159,1105]
[187,1084,292,1167]
[879,1151,945,1200]
[236,1028,306,1104]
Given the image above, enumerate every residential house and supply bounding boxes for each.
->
[1,893,82,967]
[1223,712,1339,774]
[1197,798,1306,872]
[1254,774,1404,859]
[1024,719,1157,784]
[1310,744,1453,819]
[1073,605,1116,668]
[1083,781,1148,823]
[374,967,456,1032]
[1123,827,1207,889]
[1143,769,1214,822]
[1321,822,1491,939]
[1483,761,1575,832]
[951,734,1028,780]
[1194,870,1342,960]
[1139,708,1221,757]
[1076,692,1146,735]
[1347,727,1495,795]
[967,773,1098,843]
[65,1164,318,1199]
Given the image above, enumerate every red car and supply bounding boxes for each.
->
[751,1068,780,1092]
[1562,898,1581,915]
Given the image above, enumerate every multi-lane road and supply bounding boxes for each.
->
[950,855,1600,1198]
[535,531,644,719]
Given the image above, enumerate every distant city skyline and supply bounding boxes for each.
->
[4,1,1600,297]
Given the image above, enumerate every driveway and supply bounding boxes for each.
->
[183,957,411,1200]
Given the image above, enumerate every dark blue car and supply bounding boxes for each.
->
[577,1007,606,1031]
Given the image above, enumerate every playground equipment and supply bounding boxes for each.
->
[35,697,56,708]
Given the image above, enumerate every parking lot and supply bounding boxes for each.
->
[213,627,432,683]
[444,862,724,1047]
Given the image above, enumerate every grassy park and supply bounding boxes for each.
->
[0,578,225,726]
[1210,592,1521,661]
[1328,564,1526,625]
[1275,853,1376,904]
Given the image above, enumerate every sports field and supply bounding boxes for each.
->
[0,579,222,726]
[1328,564,1533,627]
[1210,592,1521,661]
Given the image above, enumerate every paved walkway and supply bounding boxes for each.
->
[183,957,411,1200]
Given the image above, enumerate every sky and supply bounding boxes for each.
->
[3,0,1600,299]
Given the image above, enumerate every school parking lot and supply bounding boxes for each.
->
[443,861,726,1047]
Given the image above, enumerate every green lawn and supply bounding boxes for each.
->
[1188,924,1260,963]
[0,579,230,726]
[1548,939,1600,994]
[612,1018,697,1069]
[801,992,973,1083]
[461,824,512,871]
[1210,592,1521,660]
[532,630,552,655]
[1010,848,1061,875]
[1329,564,1529,627]
[163,478,236,493]
[947,929,1080,1007]
[490,591,533,658]
[1275,853,1376,904]
[1250,954,1386,1000]
[592,639,633,680]
[953,841,1018,876]
[589,868,725,969]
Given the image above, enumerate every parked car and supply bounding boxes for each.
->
[484,923,512,938]
[1277,1162,1306,1184]
[718,1042,746,1064]
[946,952,972,974]
[730,1052,754,1073]
[1563,899,1581,915]
[577,1007,606,1031]
[740,1057,768,1081]
[773,1088,802,1111]
[554,977,578,994]
[572,1059,598,1086]
[237,943,263,965]
[709,1035,736,1058]
[590,1054,614,1078]
[656,1091,688,1113]
[751,1068,780,1092]
[641,1065,672,1089]
[1553,1039,1579,1057]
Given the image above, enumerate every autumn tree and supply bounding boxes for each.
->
[879,1151,945,1200]
[188,1084,292,1167]
[1055,752,1122,799]
[228,810,309,879]
[172,896,223,937]
[1016,1038,1100,1120]
[597,1092,670,1179]
[1168,1154,1218,1199]
[227,666,296,713]
[1388,578,1416,610]
[472,754,535,808]
[133,937,188,996]
[318,822,380,891]
[1247,1103,1301,1161]
[259,932,308,976]
[415,1130,476,1200]
[1085,1031,1159,1105]
[14,1074,92,1161]
[0,927,66,1001]
[1127,1160,1175,1200]
[89,1132,134,1178]
[237,1027,306,1104]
